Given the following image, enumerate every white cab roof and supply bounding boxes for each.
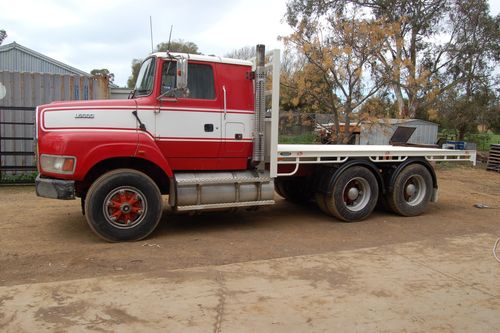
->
[150,52,252,66]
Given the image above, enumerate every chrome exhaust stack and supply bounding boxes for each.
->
[252,44,266,170]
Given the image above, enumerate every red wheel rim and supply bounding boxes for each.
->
[103,186,147,229]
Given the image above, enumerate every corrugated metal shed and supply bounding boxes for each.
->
[360,119,438,145]
[0,43,107,181]
[0,42,90,76]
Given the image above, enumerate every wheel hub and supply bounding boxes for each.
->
[103,187,147,229]
[403,175,427,206]
[342,177,371,212]
[405,183,417,196]
[347,187,360,201]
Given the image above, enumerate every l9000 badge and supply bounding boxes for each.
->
[75,113,95,119]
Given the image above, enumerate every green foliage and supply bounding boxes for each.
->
[0,172,37,184]
[0,29,6,45]
[465,133,500,151]
[127,59,142,88]
[435,86,498,140]
[485,103,500,133]
[91,68,114,83]
[156,39,200,54]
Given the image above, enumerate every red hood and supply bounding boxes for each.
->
[38,98,137,110]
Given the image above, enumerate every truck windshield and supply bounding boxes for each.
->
[134,57,156,97]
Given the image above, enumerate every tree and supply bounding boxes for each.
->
[156,39,200,54]
[282,9,387,143]
[359,95,398,118]
[486,101,500,133]
[127,59,142,88]
[432,0,500,138]
[286,0,499,119]
[127,40,201,88]
[91,68,114,83]
[0,29,7,45]
[224,46,256,59]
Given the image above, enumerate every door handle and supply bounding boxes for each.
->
[204,124,214,132]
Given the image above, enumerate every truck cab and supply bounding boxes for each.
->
[132,53,256,171]
[36,47,275,241]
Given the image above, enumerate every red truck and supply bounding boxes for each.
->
[35,45,476,242]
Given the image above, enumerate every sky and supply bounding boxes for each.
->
[0,0,292,87]
[1,0,499,87]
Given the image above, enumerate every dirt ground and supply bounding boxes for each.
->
[0,165,499,332]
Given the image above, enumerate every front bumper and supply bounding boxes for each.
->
[35,175,75,200]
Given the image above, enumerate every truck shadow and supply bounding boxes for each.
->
[155,199,327,236]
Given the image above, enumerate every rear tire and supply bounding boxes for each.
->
[323,166,379,222]
[315,192,330,216]
[387,164,432,216]
[275,178,312,203]
[85,169,163,242]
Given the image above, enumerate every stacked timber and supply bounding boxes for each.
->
[486,144,500,173]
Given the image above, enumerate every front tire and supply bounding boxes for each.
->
[85,169,163,242]
[387,164,433,217]
[323,166,379,222]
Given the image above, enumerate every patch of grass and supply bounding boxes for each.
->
[465,133,500,151]
[279,132,318,144]
[0,172,38,184]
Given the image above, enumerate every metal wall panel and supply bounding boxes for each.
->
[360,120,438,145]
[0,71,108,181]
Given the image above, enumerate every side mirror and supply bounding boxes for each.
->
[157,57,189,101]
[176,57,188,90]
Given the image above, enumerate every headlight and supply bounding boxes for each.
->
[40,154,76,174]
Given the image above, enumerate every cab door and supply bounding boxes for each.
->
[155,60,223,170]
[217,62,255,167]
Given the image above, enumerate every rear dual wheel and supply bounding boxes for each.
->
[317,166,379,222]
[85,169,163,242]
[387,164,433,217]
[275,177,313,203]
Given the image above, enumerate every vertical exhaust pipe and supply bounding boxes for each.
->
[252,44,266,170]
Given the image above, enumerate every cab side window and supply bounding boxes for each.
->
[161,62,215,100]
[188,64,215,100]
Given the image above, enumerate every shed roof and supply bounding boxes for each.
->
[0,42,90,76]
[371,118,438,126]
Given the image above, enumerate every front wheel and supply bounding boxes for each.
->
[85,169,163,242]
[322,166,379,222]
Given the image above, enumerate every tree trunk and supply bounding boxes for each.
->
[394,84,405,118]
[407,27,418,118]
